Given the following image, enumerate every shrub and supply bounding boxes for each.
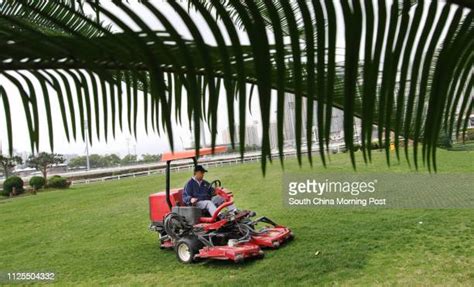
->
[464,128,474,141]
[47,175,71,189]
[437,130,453,149]
[29,176,46,190]
[2,176,24,196]
[353,144,361,152]
[371,141,386,150]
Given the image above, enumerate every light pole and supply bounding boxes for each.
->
[126,137,131,156]
[84,120,90,171]
[134,144,137,162]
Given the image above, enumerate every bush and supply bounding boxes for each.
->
[2,176,24,196]
[47,175,71,189]
[353,144,361,152]
[370,141,386,150]
[29,176,46,190]
[437,130,453,149]
[457,128,474,142]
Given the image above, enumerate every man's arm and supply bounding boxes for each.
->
[182,180,194,206]
[204,180,214,196]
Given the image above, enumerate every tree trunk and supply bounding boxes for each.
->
[2,165,9,178]
[42,167,48,184]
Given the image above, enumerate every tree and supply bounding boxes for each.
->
[68,156,87,169]
[0,1,472,173]
[0,155,23,178]
[88,154,104,168]
[121,155,137,165]
[102,154,121,167]
[141,154,161,163]
[27,153,65,183]
[68,154,121,169]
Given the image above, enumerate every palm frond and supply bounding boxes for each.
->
[0,0,472,173]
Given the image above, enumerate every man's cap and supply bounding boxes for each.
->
[194,165,208,173]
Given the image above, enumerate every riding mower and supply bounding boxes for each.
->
[149,147,293,263]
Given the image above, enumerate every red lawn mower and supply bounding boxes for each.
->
[149,147,293,263]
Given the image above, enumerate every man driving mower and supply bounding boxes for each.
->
[182,165,237,216]
[149,148,294,263]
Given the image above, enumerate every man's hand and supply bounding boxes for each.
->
[190,198,198,204]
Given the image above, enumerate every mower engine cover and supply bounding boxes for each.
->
[149,189,182,224]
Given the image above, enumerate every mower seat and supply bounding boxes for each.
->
[149,188,221,224]
[172,188,183,205]
[170,189,211,224]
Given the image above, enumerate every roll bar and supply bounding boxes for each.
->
[165,157,197,210]
[163,146,227,210]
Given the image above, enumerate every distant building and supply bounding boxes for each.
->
[269,122,278,150]
[221,124,260,147]
[283,94,344,144]
[246,125,259,147]
[189,120,207,148]
[283,93,307,142]
[282,94,364,146]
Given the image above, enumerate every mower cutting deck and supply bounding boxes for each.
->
[149,147,293,263]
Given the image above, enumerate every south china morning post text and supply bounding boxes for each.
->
[285,178,386,207]
[282,173,474,209]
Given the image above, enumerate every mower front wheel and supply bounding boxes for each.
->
[175,236,202,264]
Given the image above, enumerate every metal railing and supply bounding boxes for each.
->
[1,145,347,190]
[71,153,265,185]
[70,149,317,185]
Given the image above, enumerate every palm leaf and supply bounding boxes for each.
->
[0,0,472,174]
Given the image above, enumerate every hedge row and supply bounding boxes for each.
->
[1,175,71,197]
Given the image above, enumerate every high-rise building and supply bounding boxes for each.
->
[221,124,260,147]
[282,94,362,145]
[269,122,278,150]
[189,119,207,148]
[245,125,259,147]
[329,109,344,141]
[283,93,307,142]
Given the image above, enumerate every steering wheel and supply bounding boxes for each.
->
[208,179,222,195]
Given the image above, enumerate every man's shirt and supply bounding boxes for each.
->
[182,177,213,205]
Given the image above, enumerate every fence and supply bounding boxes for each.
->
[70,150,310,185]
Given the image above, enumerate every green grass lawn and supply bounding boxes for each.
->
[1,149,473,286]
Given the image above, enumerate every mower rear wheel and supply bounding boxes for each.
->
[175,236,202,264]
